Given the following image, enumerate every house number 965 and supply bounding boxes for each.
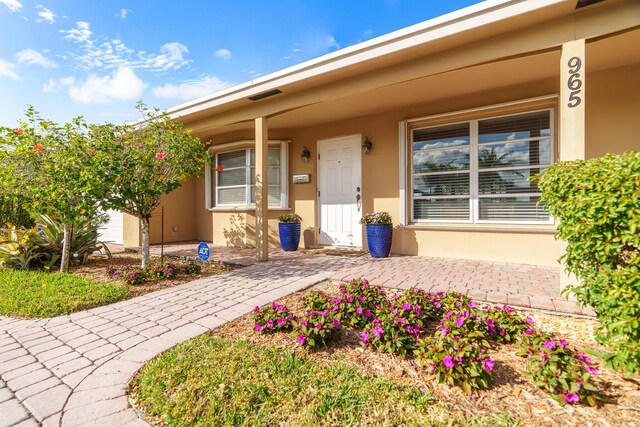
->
[567,56,582,108]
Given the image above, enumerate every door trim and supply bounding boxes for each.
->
[316,134,363,247]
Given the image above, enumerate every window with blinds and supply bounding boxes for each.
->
[410,109,553,223]
[216,148,282,206]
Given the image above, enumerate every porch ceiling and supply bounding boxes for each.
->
[186,2,640,140]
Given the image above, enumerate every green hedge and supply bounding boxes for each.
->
[538,151,640,375]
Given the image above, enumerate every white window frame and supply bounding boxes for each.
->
[407,107,555,225]
[205,140,289,210]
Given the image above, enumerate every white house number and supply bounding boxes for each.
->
[567,56,582,108]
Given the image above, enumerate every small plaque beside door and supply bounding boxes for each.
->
[292,174,310,183]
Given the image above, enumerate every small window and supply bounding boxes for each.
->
[208,141,288,209]
[410,109,553,224]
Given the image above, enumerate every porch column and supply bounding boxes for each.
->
[559,39,586,289]
[255,116,269,262]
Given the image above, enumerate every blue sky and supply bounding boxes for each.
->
[0,0,481,126]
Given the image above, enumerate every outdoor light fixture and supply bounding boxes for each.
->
[362,137,372,154]
[301,146,311,163]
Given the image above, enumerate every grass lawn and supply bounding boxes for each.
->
[0,269,129,318]
[130,336,516,427]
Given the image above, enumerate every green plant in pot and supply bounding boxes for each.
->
[277,213,302,251]
[360,211,392,258]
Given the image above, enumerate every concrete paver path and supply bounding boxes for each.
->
[0,249,588,426]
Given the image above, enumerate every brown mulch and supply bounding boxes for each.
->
[70,252,237,298]
[211,282,640,427]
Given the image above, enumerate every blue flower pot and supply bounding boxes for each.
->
[278,222,301,251]
[365,223,393,258]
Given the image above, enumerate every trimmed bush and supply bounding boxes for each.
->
[538,152,640,375]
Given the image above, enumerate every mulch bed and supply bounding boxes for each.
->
[70,252,237,298]
[210,282,640,427]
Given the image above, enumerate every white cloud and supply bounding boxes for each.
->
[0,0,22,12]
[152,75,234,101]
[60,21,190,72]
[326,36,340,50]
[42,77,61,93]
[16,49,57,68]
[61,21,92,43]
[68,66,145,104]
[0,59,19,80]
[214,48,231,60]
[118,8,130,19]
[36,4,56,24]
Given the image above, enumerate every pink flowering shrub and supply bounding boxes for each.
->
[252,303,294,333]
[332,278,386,328]
[291,310,341,349]
[361,303,422,355]
[483,305,533,343]
[105,261,202,285]
[105,264,145,285]
[395,288,445,321]
[414,335,493,394]
[517,333,601,406]
[299,289,331,312]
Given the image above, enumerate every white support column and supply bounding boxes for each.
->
[255,117,269,262]
[559,39,586,290]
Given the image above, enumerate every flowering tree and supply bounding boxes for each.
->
[0,107,109,272]
[97,102,209,268]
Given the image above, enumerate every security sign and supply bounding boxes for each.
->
[197,242,210,261]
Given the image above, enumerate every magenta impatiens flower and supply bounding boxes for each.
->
[401,303,411,310]
[543,340,556,350]
[564,393,580,403]
[266,319,274,329]
[363,309,372,318]
[277,317,286,326]
[332,318,340,329]
[371,327,385,339]
[484,358,494,372]
[297,335,307,345]
[584,365,599,375]
[253,306,260,313]
[443,355,455,369]
[315,323,323,330]
[361,331,370,345]
[254,324,264,332]
[455,317,464,327]
[356,306,363,314]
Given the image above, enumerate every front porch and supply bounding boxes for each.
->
[113,241,592,316]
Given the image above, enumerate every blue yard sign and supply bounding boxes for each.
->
[197,242,210,261]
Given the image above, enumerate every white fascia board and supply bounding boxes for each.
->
[166,0,564,120]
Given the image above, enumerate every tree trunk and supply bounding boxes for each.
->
[141,215,151,268]
[59,223,72,273]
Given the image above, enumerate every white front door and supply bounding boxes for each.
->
[318,135,362,247]
[98,210,123,244]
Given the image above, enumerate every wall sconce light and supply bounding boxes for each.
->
[301,146,311,163]
[362,137,372,154]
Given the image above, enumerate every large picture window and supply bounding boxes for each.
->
[411,109,553,223]
[216,147,283,206]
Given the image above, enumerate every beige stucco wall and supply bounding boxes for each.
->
[184,59,638,267]
[585,62,640,158]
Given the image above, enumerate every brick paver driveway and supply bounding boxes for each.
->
[0,248,588,426]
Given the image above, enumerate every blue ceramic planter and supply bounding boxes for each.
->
[365,223,392,258]
[278,222,301,251]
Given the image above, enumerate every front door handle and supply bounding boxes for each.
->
[356,193,361,211]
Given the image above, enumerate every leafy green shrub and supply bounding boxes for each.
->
[253,303,294,333]
[415,335,493,394]
[0,196,34,228]
[291,310,341,349]
[395,288,444,321]
[538,152,640,375]
[517,333,601,406]
[300,289,331,312]
[106,261,203,285]
[484,305,534,343]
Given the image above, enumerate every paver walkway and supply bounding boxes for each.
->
[1,246,591,426]
[0,256,359,427]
